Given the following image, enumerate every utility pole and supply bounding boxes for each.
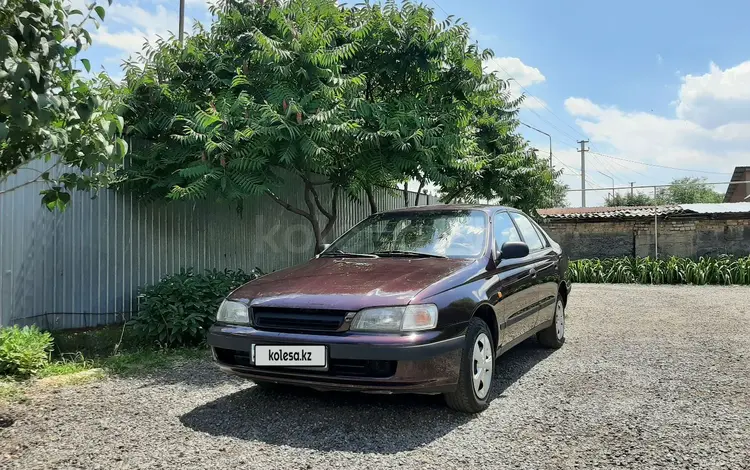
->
[578,140,589,207]
[630,182,634,197]
[653,186,658,259]
[178,0,185,45]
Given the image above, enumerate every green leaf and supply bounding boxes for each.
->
[115,138,128,158]
[94,6,106,21]
[28,60,40,81]
[0,35,18,57]
[81,58,90,73]
[114,115,124,134]
[100,117,114,138]
[0,122,8,140]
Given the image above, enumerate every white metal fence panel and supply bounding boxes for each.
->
[0,161,436,329]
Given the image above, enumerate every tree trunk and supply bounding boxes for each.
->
[403,184,409,207]
[365,186,378,214]
[414,178,425,206]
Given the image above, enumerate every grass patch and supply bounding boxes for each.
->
[36,369,106,388]
[51,324,142,358]
[37,358,95,378]
[103,348,210,376]
[0,380,25,403]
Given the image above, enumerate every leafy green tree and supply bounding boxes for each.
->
[120,0,363,252]
[118,0,565,251]
[342,1,494,211]
[540,181,569,208]
[656,177,723,204]
[605,192,654,207]
[0,0,127,210]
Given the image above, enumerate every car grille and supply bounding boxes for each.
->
[213,347,396,378]
[252,307,348,332]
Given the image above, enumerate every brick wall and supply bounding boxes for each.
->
[540,216,750,260]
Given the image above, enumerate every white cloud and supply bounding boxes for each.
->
[483,57,546,107]
[484,57,546,87]
[676,61,750,128]
[656,53,663,65]
[563,62,750,186]
[89,1,211,59]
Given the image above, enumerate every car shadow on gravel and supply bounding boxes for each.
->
[180,338,554,453]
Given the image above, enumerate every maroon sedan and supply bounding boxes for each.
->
[208,205,571,413]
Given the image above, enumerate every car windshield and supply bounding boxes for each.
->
[323,210,487,259]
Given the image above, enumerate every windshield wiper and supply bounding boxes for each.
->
[320,249,379,258]
[373,250,448,259]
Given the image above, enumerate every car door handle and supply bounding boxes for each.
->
[529,268,537,279]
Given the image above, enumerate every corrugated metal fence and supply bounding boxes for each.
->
[0,161,436,329]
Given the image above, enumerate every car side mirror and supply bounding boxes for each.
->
[499,241,529,260]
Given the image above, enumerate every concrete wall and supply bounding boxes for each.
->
[540,216,750,260]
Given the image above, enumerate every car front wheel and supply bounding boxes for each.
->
[444,317,494,413]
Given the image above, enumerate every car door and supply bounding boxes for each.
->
[490,211,539,347]
[528,219,560,327]
[508,212,556,332]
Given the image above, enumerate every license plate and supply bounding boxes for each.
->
[252,345,327,368]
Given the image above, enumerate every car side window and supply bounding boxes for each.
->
[510,213,544,251]
[531,221,550,248]
[493,212,521,252]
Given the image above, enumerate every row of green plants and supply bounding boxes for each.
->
[0,268,262,380]
[568,256,750,285]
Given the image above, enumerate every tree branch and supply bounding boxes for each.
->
[306,182,334,220]
[443,183,469,204]
[265,190,312,221]
[321,186,339,239]
[0,163,59,196]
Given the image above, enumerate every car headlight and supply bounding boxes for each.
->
[216,299,251,325]
[350,304,438,332]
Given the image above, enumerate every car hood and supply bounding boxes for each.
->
[229,257,477,311]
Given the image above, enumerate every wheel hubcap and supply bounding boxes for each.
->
[472,332,493,399]
[555,300,565,339]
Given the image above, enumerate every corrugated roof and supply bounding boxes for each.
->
[539,202,750,220]
[538,205,684,219]
[680,202,750,214]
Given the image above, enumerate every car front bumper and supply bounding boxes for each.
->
[207,324,465,394]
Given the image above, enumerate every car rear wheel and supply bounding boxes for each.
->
[444,317,494,413]
[537,298,565,349]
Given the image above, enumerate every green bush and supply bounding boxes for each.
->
[132,268,263,348]
[568,256,750,285]
[0,325,53,378]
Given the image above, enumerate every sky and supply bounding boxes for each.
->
[77,0,750,206]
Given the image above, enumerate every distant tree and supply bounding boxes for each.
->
[0,0,126,210]
[605,192,654,207]
[540,181,569,208]
[656,177,723,204]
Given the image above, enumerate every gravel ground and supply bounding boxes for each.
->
[2,284,749,469]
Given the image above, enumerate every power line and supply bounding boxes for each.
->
[427,0,449,16]
[491,63,588,143]
[551,153,603,189]
[588,150,732,176]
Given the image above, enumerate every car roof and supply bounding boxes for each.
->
[381,204,519,214]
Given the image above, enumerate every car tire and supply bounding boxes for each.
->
[537,297,565,349]
[444,317,495,413]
